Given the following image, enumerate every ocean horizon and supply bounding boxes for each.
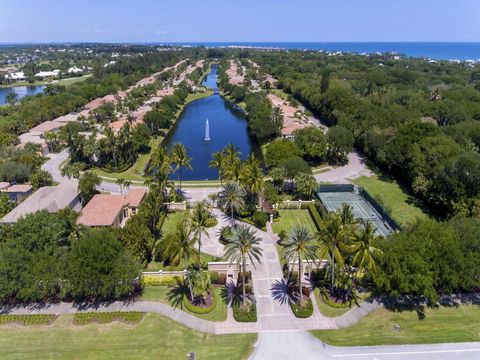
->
[161,42,480,61]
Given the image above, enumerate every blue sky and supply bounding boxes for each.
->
[1,0,479,43]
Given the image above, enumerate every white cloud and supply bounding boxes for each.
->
[156,30,168,35]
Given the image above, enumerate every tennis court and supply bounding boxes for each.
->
[318,191,393,237]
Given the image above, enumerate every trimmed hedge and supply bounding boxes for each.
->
[73,312,145,325]
[210,271,227,285]
[252,211,269,228]
[290,298,313,318]
[307,204,322,231]
[0,314,56,326]
[233,303,257,322]
[321,289,353,309]
[142,275,180,287]
[183,290,217,314]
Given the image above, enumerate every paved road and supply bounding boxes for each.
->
[315,152,372,183]
[250,331,480,360]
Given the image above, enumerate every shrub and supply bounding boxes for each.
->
[219,226,233,245]
[321,289,353,308]
[210,271,227,285]
[0,314,56,326]
[183,290,217,314]
[252,211,269,228]
[307,204,322,231]
[142,275,180,287]
[73,312,145,325]
[290,298,313,318]
[233,303,257,322]
[205,216,218,228]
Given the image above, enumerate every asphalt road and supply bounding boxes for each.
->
[250,331,480,360]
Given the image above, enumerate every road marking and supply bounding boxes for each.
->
[332,348,480,357]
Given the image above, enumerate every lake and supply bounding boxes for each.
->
[0,85,45,105]
[165,65,257,181]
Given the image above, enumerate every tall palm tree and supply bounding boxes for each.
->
[191,200,210,263]
[282,225,317,303]
[148,146,172,189]
[103,127,117,168]
[339,203,355,227]
[171,142,192,191]
[271,106,284,131]
[163,221,196,301]
[116,178,131,195]
[224,224,263,305]
[209,150,226,186]
[318,214,347,292]
[217,182,245,224]
[349,220,383,280]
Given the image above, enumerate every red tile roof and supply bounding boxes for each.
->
[77,194,126,227]
[6,184,32,193]
[125,188,147,208]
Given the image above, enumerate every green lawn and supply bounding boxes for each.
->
[313,289,354,317]
[0,313,256,359]
[162,211,190,236]
[141,285,228,322]
[311,305,480,346]
[352,175,429,228]
[271,210,317,235]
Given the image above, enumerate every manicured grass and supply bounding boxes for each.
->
[313,288,354,317]
[141,286,228,322]
[271,210,317,235]
[352,175,429,228]
[56,74,92,87]
[0,75,91,88]
[162,211,190,236]
[311,305,480,346]
[0,313,256,359]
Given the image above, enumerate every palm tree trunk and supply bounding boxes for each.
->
[230,203,234,224]
[242,256,246,305]
[179,166,183,190]
[331,246,335,293]
[197,232,202,264]
[187,271,194,302]
[299,255,303,303]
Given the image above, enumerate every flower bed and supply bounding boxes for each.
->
[0,314,56,326]
[233,303,257,322]
[182,290,217,314]
[73,312,145,325]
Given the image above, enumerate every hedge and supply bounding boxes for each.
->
[290,298,313,318]
[143,275,180,287]
[307,204,322,231]
[321,289,353,309]
[210,271,227,285]
[73,312,145,325]
[0,314,56,326]
[183,290,217,314]
[233,303,257,322]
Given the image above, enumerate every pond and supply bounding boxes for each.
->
[0,85,45,105]
[165,65,258,181]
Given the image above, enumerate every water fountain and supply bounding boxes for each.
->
[204,118,211,141]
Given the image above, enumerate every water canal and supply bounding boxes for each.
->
[165,65,258,181]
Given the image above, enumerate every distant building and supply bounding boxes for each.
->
[76,188,146,227]
[67,66,83,74]
[0,182,81,224]
[6,71,25,81]
[34,70,61,78]
[3,184,33,202]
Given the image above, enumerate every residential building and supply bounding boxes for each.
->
[76,188,146,227]
[3,184,33,202]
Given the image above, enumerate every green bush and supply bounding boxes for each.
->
[73,312,145,325]
[307,204,323,231]
[183,290,217,314]
[233,303,257,322]
[252,211,269,228]
[290,298,313,318]
[205,217,218,228]
[210,271,227,285]
[0,314,56,326]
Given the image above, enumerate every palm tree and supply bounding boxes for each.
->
[103,127,117,168]
[271,106,284,130]
[209,150,226,185]
[224,224,263,305]
[116,178,131,195]
[148,146,172,189]
[163,221,196,301]
[339,203,355,227]
[282,225,317,303]
[349,220,383,280]
[318,214,347,292]
[217,182,246,224]
[191,200,210,263]
[171,142,192,191]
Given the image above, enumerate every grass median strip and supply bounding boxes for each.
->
[73,312,145,325]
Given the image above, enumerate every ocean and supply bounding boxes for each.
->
[162,42,480,61]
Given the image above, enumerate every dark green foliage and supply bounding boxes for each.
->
[245,92,279,142]
[252,211,269,228]
[290,298,313,318]
[0,161,31,183]
[232,303,257,322]
[78,172,100,205]
[307,204,322,231]
[265,139,302,168]
[294,127,328,164]
[278,157,311,179]
[29,169,53,189]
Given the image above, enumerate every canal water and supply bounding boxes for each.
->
[0,85,45,105]
[165,65,257,181]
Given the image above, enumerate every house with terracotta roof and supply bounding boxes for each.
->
[76,188,146,227]
[4,184,33,202]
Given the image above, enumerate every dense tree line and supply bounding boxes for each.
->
[253,51,480,218]
[0,211,140,303]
